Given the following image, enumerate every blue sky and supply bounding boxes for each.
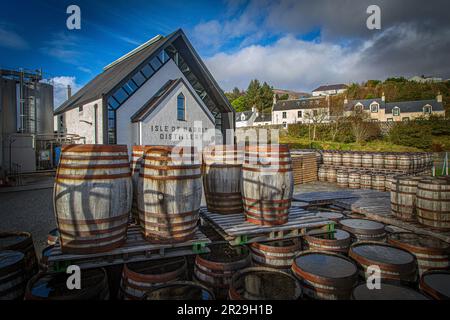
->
[1,0,449,107]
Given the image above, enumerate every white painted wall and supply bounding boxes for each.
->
[55,98,103,143]
[273,108,329,125]
[139,81,215,146]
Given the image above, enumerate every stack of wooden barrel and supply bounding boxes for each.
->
[290,152,318,185]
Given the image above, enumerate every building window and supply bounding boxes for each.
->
[297,110,302,118]
[282,122,287,128]
[402,117,410,121]
[370,103,378,113]
[387,118,393,122]
[423,105,432,114]
[355,104,363,112]
[107,107,117,144]
[282,112,287,119]
[313,110,318,116]
[177,93,185,121]
[393,107,400,116]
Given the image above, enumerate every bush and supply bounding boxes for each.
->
[389,121,432,150]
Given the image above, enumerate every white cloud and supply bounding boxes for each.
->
[204,24,450,92]
[0,26,28,50]
[48,76,81,109]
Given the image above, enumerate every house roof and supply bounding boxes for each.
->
[54,29,233,116]
[236,111,254,122]
[273,97,326,111]
[344,98,444,113]
[254,113,272,122]
[130,77,215,123]
[312,84,348,92]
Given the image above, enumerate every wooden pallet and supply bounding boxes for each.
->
[199,206,335,246]
[293,189,389,205]
[43,225,211,272]
[333,196,391,213]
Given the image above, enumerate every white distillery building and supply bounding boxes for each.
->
[272,97,330,127]
[54,29,234,150]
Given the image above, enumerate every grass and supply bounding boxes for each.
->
[279,135,423,152]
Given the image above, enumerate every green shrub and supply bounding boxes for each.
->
[389,121,432,150]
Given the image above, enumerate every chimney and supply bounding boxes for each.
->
[67,85,72,99]
[252,105,256,113]
[273,93,278,105]
[437,92,442,103]
[344,96,348,104]
[381,92,385,102]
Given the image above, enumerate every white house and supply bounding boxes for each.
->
[312,84,348,97]
[54,29,234,151]
[272,97,330,128]
[235,107,257,128]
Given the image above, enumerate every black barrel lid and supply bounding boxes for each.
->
[238,270,300,299]
[307,229,350,241]
[340,219,385,235]
[294,252,357,279]
[352,283,428,300]
[351,243,415,265]
[0,233,28,249]
[422,272,450,299]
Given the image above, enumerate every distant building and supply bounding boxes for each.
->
[272,96,329,128]
[235,107,257,128]
[253,113,272,126]
[273,89,310,100]
[53,29,234,149]
[312,84,348,97]
[343,93,445,121]
[409,75,443,83]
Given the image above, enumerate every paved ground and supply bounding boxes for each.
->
[0,178,341,258]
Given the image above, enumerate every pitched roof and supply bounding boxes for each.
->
[254,113,272,122]
[236,111,254,121]
[344,98,384,111]
[312,84,348,92]
[344,98,444,113]
[54,29,233,116]
[273,97,326,111]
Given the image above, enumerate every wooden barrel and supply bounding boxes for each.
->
[242,145,293,226]
[384,174,397,192]
[349,241,418,285]
[47,229,59,246]
[131,145,148,224]
[322,151,333,165]
[342,152,352,167]
[360,173,372,189]
[0,232,38,280]
[332,152,342,166]
[145,281,215,300]
[139,146,202,243]
[336,170,348,188]
[250,239,301,271]
[371,174,386,191]
[339,218,386,241]
[350,152,362,168]
[25,268,109,300]
[318,167,327,182]
[384,153,398,170]
[229,267,301,300]
[292,251,358,300]
[0,251,26,300]
[372,153,385,169]
[326,167,337,183]
[390,176,422,221]
[388,233,450,275]
[416,177,450,230]
[194,244,251,299]
[397,154,413,171]
[352,283,427,300]
[348,172,360,189]
[119,257,187,300]
[361,153,373,168]
[303,229,351,254]
[316,212,344,222]
[203,145,244,214]
[54,144,131,254]
[419,270,450,300]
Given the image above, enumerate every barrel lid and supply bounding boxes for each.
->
[388,232,450,254]
[306,229,350,242]
[350,242,415,266]
[340,219,385,235]
[0,250,24,269]
[146,281,214,300]
[0,232,29,249]
[352,283,428,300]
[198,243,249,264]
[29,268,106,299]
[384,225,410,234]
[293,251,357,279]
[421,271,450,299]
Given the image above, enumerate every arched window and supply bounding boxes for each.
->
[355,103,363,112]
[370,102,379,113]
[393,107,400,116]
[177,93,185,121]
[423,105,432,114]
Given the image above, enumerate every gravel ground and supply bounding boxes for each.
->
[0,187,55,257]
[0,180,341,258]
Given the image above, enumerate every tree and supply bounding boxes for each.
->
[231,96,247,112]
[278,93,289,100]
[303,107,329,141]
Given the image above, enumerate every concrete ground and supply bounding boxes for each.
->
[0,177,340,258]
